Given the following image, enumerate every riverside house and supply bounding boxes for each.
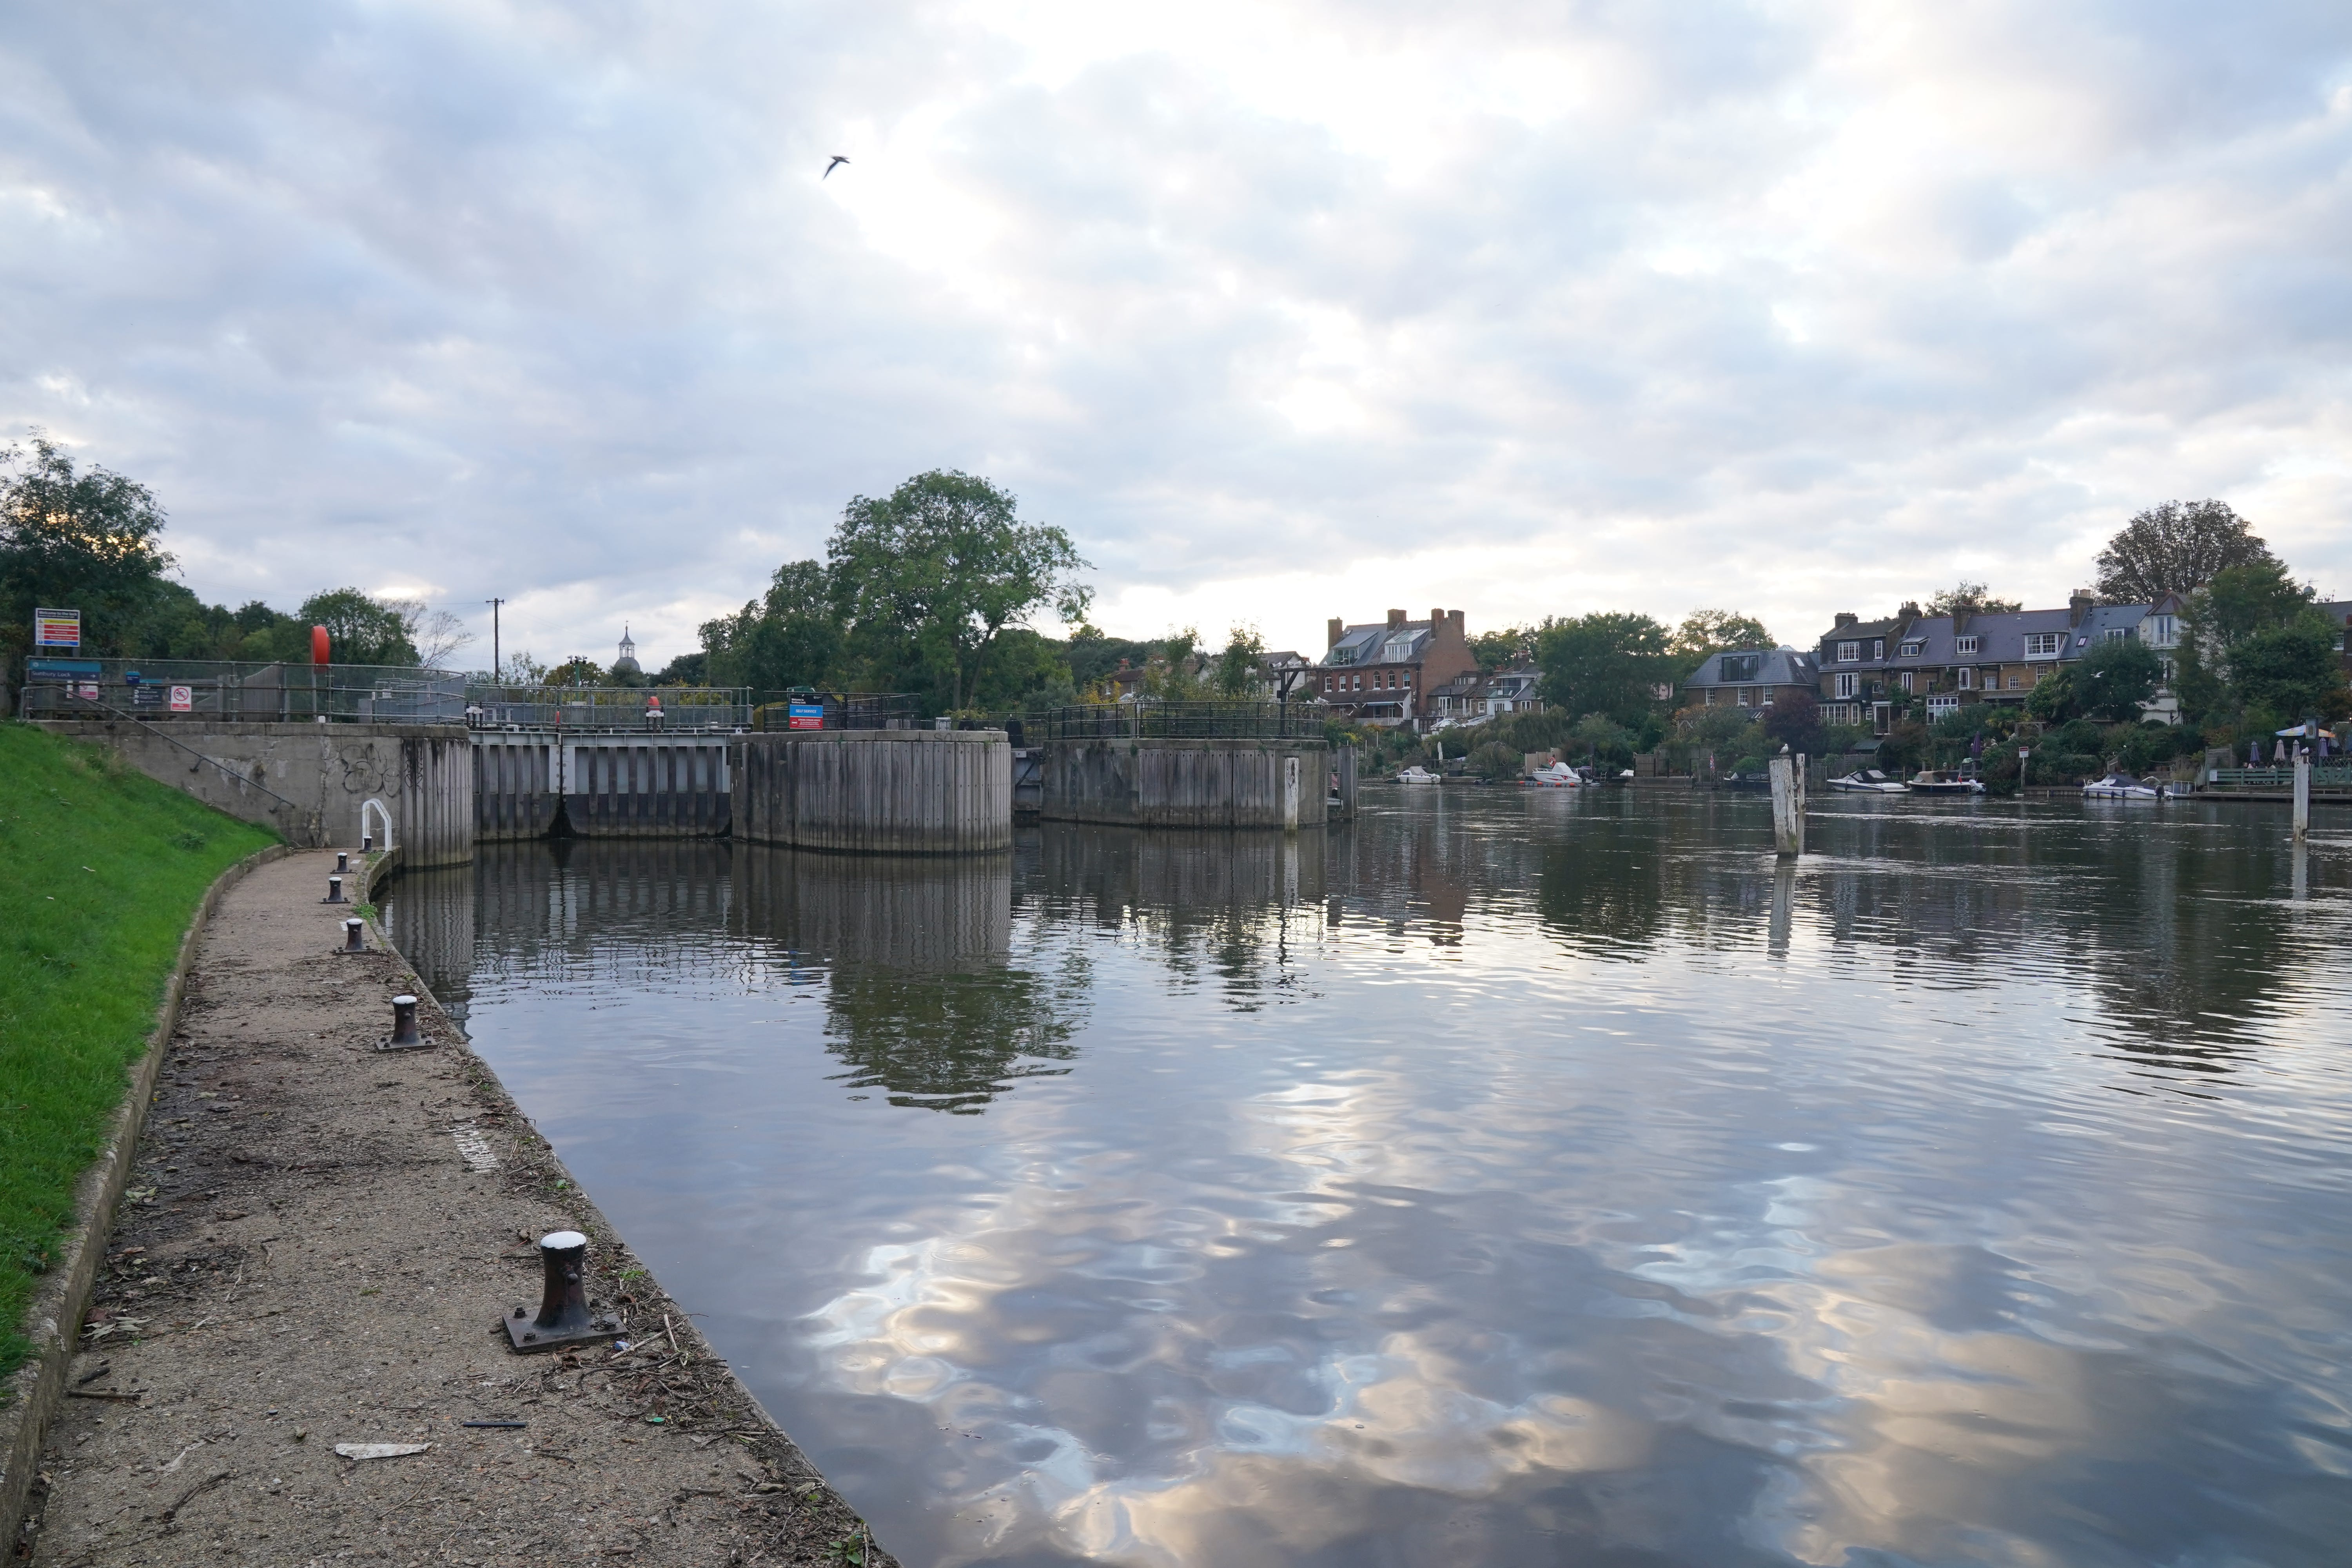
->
[1682,648,1820,713]
[1815,591,2180,732]
[1319,608,1477,731]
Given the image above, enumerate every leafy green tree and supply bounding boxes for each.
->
[1667,609,1773,673]
[828,471,1091,712]
[1924,583,2021,616]
[1064,622,1151,693]
[298,588,419,666]
[2074,636,2164,722]
[1470,625,1535,673]
[2172,559,2345,727]
[2025,664,2078,722]
[1536,612,1672,728]
[701,559,844,693]
[2095,500,2274,603]
[1214,624,1265,698]
[0,431,174,661]
[2230,616,2348,725]
[1760,689,1824,753]
[545,655,606,686]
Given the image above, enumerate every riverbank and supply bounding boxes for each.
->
[0,724,276,1383]
[17,849,891,1566]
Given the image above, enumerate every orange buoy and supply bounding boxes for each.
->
[311,625,330,665]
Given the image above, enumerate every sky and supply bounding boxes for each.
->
[5,1,2350,673]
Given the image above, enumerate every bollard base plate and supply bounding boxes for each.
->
[504,1308,621,1353]
[375,1034,436,1053]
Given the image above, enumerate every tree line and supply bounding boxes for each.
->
[0,432,472,669]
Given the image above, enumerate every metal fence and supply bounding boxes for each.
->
[1022,701,1324,742]
[466,684,754,732]
[2210,765,2352,790]
[19,657,466,722]
[750,693,924,731]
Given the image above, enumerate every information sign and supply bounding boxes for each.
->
[33,608,80,648]
[168,684,194,713]
[787,702,825,731]
[131,684,162,708]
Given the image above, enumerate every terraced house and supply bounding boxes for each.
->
[1815,591,2183,732]
[1318,608,1476,731]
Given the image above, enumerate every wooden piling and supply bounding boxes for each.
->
[735,729,1011,854]
[2294,752,2311,840]
[1769,754,1804,857]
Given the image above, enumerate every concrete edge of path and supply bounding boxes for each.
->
[0,842,295,1547]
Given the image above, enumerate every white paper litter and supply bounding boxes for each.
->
[333,1443,432,1461]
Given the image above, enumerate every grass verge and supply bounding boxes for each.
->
[0,722,276,1381]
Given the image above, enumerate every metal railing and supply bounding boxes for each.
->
[466,684,754,732]
[20,657,466,723]
[1023,701,1322,742]
[750,693,923,732]
[2210,765,2352,789]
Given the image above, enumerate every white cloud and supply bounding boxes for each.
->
[4,0,2348,668]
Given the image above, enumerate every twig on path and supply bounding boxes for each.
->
[159,1469,233,1524]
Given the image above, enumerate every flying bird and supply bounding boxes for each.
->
[824,155,849,179]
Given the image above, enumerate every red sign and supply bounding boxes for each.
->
[168,684,193,712]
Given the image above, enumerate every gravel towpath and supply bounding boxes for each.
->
[20,850,892,1568]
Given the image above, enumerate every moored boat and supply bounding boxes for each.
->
[1906,769,1985,796]
[1829,769,1907,794]
[1524,761,1584,787]
[1396,765,1441,784]
[2083,773,2165,800]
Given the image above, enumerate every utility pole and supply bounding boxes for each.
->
[485,598,505,682]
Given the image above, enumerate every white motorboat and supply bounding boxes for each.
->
[1524,761,1583,787]
[1828,769,1907,794]
[2083,774,2164,800]
[1396,765,1442,784]
[1905,770,1985,796]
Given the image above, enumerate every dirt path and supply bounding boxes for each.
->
[20,850,893,1568]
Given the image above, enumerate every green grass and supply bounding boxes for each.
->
[0,723,276,1383]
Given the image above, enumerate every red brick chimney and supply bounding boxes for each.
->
[1387,608,1407,630]
[1327,617,1345,649]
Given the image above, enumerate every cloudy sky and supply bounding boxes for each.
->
[5,1,2349,671]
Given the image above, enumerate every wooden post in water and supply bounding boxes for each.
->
[1769,753,1804,857]
[2293,751,2310,842]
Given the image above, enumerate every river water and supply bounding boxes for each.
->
[383,789,2352,1567]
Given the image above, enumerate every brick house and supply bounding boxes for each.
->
[1682,648,1819,713]
[1318,608,1476,731]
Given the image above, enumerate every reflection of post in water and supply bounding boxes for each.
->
[736,845,1084,1114]
[1768,859,1796,960]
[381,863,478,1024]
[2292,839,2308,903]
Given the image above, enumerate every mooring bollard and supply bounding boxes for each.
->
[505,1230,620,1352]
[343,917,366,953]
[380,993,428,1051]
[323,874,347,904]
[362,833,373,854]
[2294,752,2311,842]
[336,850,349,874]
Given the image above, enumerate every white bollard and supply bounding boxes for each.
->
[2294,751,2310,841]
[1769,755,1804,857]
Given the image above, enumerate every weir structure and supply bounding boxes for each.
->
[1024,704,1331,831]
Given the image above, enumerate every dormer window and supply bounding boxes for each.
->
[1956,635,1980,655]
[2024,632,2062,657]
[1721,653,1762,682]
[1836,641,1859,662]
[1329,646,1358,665]
[1383,635,1418,662]
[1899,639,1925,658]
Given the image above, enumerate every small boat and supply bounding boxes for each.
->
[1524,762,1583,787]
[2083,774,2164,800]
[1395,766,1441,784]
[1905,769,1985,796]
[1718,771,1770,791]
[1829,769,1907,794]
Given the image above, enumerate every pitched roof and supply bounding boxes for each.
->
[1685,648,1818,688]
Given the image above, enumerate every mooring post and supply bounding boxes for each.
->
[504,1229,620,1352]
[336,850,349,874]
[342,917,366,953]
[2293,751,2310,842]
[323,874,347,904]
[1769,754,1803,857]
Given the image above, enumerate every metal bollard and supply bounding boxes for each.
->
[379,993,429,1052]
[323,874,347,904]
[342,917,366,953]
[362,833,373,854]
[504,1230,620,1352]
[336,851,349,874]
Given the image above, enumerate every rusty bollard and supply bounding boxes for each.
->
[342,917,366,954]
[323,874,347,905]
[505,1230,620,1352]
[378,993,428,1052]
[336,850,350,874]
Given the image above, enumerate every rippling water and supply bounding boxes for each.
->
[384,789,2352,1567]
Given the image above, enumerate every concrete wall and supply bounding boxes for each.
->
[1038,737,1328,829]
[473,735,557,843]
[34,720,473,867]
[735,730,1011,855]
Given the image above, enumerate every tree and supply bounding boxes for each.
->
[2230,615,2349,725]
[2171,558,2339,727]
[298,588,419,666]
[701,559,844,693]
[1924,582,2021,616]
[1535,612,1672,728]
[2074,636,2163,722]
[1470,625,1534,673]
[380,599,475,668]
[2025,664,2078,722]
[1760,689,1824,753]
[1668,610,1773,670]
[2095,500,2274,603]
[0,430,174,660]
[1214,624,1265,699]
[828,471,1091,712]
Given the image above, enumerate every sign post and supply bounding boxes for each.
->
[33,608,80,649]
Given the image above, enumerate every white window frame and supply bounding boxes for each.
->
[1926,694,1959,718]
[1956,666,1974,690]
[1900,639,1925,658]
[1837,641,1859,662]
[2104,626,2133,642]
[2024,632,2062,657]
[1956,635,1980,655]
[1834,672,1857,699]
[1872,639,1885,659]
